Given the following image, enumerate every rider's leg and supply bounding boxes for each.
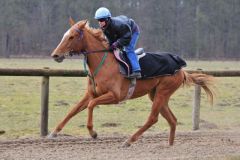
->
[125,32,141,78]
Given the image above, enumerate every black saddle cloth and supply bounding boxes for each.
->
[116,51,187,79]
[139,52,187,79]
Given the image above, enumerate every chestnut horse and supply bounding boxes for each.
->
[49,19,215,147]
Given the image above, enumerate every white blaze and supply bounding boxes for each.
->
[61,29,70,42]
[56,29,70,49]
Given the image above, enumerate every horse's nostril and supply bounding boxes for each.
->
[52,55,59,58]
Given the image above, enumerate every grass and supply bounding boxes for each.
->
[0,58,240,139]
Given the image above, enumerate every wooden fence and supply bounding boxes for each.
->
[1,68,240,136]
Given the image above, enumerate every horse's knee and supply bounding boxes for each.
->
[87,100,96,110]
[148,116,158,125]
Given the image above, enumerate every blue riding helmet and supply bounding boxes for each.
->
[95,7,111,20]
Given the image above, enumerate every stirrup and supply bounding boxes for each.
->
[128,72,141,79]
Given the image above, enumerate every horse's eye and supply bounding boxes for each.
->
[69,36,74,40]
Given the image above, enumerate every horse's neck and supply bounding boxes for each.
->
[84,32,117,76]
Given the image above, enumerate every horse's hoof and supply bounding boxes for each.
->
[122,140,131,148]
[47,132,57,139]
[90,131,98,139]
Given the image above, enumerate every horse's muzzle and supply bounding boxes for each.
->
[52,54,65,63]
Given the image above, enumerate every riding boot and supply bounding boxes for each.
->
[125,51,141,78]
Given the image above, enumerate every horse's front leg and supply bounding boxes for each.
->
[87,91,118,139]
[48,93,91,138]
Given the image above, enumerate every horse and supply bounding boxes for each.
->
[49,18,215,147]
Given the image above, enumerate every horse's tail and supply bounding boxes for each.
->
[182,70,216,105]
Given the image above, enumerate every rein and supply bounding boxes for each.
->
[68,49,110,97]
[69,49,110,56]
[83,52,109,96]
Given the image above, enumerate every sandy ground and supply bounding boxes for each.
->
[0,130,240,160]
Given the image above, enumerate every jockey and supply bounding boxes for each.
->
[95,7,141,79]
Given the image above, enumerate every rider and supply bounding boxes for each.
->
[94,7,141,79]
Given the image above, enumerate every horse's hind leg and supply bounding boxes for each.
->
[168,106,177,122]
[159,105,177,145]
[123,94,165,147]
[148,88,177,145]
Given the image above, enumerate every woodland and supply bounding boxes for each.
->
[0,0,240,59]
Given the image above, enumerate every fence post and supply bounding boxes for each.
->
[192,68,202,130]
[41,68,49,136]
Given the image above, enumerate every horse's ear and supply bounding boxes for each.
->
[82,20,88,27]
[69,17,75,26]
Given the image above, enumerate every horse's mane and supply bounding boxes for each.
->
[84,22,109,48]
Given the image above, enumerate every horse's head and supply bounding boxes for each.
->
[51,18,88,62]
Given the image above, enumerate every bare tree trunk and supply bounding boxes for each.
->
[195,0,200,59]
[4,33,10,58]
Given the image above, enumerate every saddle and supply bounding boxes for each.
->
[113,48,187,79]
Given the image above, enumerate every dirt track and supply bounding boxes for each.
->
[0,131,240,160]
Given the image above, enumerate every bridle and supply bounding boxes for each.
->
[66,27,110,56]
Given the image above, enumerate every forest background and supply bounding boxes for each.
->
[0,0,240,59]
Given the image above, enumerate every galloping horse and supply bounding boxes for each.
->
[49,18,215,147]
